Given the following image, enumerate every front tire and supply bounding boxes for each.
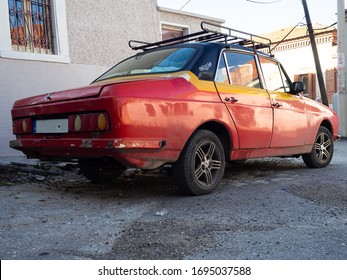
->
[173,130,226,195]
[302,126,334,168]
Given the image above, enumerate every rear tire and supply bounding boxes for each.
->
[302,126,334,168]
[78,158,126,183]
[173,130,225,195]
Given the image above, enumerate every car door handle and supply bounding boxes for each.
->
[225,97,238,103]
[272,102,282,108]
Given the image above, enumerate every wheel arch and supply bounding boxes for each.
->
[196,121,233,160]
[320,119,333,135]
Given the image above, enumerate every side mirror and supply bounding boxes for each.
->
[291,81,305,94]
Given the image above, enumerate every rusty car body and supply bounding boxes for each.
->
[10,22,339,195]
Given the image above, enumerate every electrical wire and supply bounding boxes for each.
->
[296,22,337,32]
[246,0,282,4]
[270,19,305,52]
[180,0,282,10]
[312,22,337,30]
[179,0,192,10]
[270,19,336,52]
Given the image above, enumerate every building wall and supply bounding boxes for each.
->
[274,41,337,78]
[158,7,224,35]
[66,0,161,66]
[0,59,107,157]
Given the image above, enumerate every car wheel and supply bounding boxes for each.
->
[78,158,126,183]
[173,130,225,195]
[302,126,334,168]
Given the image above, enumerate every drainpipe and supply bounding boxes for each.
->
[337,0,347,137]
[301,0,329,107]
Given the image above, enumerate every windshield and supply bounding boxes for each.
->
[95,47,196,81]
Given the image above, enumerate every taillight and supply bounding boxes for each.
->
[68,113,109,132]
[12,118,33,134]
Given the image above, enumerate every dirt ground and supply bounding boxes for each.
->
[0,140,346,260]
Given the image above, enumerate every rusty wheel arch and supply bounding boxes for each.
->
[194,121,233,161]
[320,119,334,135]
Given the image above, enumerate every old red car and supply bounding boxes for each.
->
[10,22,339,195]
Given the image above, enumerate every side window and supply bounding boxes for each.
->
[215,54,229,83]
[259,57,290,92]
[218,52,260,88]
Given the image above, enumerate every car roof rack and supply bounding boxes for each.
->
[129,21,272,55]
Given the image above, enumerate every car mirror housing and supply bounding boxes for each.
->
[291,81,306,94]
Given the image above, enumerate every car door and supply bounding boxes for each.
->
[214,50,273,149]
[259,56,308,147]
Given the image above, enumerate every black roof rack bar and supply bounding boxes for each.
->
[196,33,228,42]
[128,40,152,50]
[128,21,273,54]
[201,21,271,47]
[129,30,209,51]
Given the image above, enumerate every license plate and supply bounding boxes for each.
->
[34,119,68,133]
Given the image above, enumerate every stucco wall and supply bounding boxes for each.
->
[0,59,107,157]
[66,0,161,66]
[158,7,224,34]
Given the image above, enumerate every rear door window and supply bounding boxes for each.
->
[216,51,261,88]
[259,57,290,92]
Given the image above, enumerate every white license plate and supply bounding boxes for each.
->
[34,119,68,133]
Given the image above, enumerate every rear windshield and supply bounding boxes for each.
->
[94,47,196,81]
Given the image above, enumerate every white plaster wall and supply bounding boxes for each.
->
[66,0,161,66]
[158,7,224,34]
[0,59,107,157]
[272,42,337,96]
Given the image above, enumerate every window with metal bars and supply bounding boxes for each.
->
[8,0,53,54]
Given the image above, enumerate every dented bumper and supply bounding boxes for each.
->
[10,138,169,169]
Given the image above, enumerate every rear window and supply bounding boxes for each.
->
[95,47,196,81]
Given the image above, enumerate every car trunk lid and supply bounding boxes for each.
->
[12,84,105,109]
[12,75,175,109]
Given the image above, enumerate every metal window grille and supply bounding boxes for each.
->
[8,0,54,54]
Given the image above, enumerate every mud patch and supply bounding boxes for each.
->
[101,220,276,260]
[286,182,347,209]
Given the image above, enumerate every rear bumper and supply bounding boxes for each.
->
[10,137,169,169]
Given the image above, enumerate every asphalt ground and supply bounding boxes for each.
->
[0,140,346,260]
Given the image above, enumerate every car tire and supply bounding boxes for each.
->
[302,126,334,168]
[173,130,225,195]
[78,158,126,183]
